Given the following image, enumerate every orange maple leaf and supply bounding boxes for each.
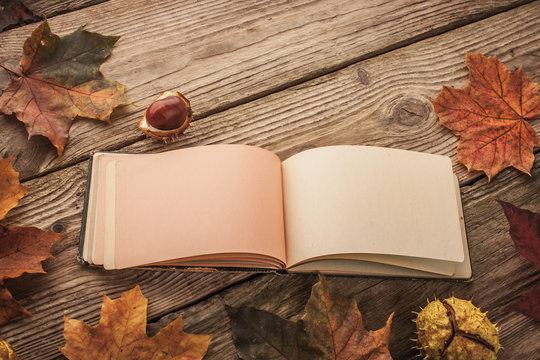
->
[0,157,28,221]
[61,286,212,360]
[431,53,540,180]
[0,20,129,156]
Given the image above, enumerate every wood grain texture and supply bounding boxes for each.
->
[119,0,540,185]
[147,157,540,359]
[23,0,108,18]
[0,1,538,359]
[0,0,532,179]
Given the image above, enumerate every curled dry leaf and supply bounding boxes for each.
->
[0,285,30,325]
[0,20,129,156]
[0,337,18,360]
[61,285,212,360]
[0,157,28,221]
[431,53,540,180]
[227,274,393,360]
[0,225,61,324]
[497,199,540,321]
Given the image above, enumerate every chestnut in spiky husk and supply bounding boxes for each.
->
[415,296,500,360]
[138,90,193,142]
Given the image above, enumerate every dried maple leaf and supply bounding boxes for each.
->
[0,157,28,221]
[61,285,212,360]
[0,337,18,360]
[497,200,540,270]
[227,274,393,360]
[0,0,40,33]
[304,275,393,359]
[0,285,30,325]
[0,226,61,281]
[0,20,129,156]
[431,53,540,180]
[0,160,59,324]
[497,199,540,321]
[505,285,540,322]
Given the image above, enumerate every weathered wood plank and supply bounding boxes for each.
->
[0,0,532,179]
[0,162,254,359]
[147,157,540,359]
[1,2,539,359]
[119,0,540,185]
[23,0,108,19]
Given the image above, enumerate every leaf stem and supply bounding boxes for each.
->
[525,116,540,122]
[0,63,22,78]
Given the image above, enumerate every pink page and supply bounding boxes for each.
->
[90,154,122,265]
[111,145,286,269]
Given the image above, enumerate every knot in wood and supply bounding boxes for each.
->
[52,222,65,233]
[356,68,371,85]
[390,97,430,127]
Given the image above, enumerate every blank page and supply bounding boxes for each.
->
[282,146,465,272]
[103,145,286,269]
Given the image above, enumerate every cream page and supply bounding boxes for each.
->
[104,145,286,269]
[282,146,465,272]
[83,153,130,265]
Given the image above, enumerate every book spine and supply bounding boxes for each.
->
[77,152,96,266]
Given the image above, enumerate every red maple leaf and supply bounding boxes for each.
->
[431,53,540,180]
[497,199,540,321]
[506,285,540,322]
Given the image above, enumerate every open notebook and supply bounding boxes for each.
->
[79,144,471,279]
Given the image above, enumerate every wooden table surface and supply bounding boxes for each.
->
[1,0,539,359]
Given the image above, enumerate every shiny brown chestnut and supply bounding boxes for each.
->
[138,91,193,142]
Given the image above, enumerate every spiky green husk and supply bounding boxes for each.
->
[415,296,500,360]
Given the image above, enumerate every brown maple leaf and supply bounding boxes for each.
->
[0,226,61,280]
[61,285,212,360]
[0,159,59,325]
[497,199,540,321]
[303,275,393,359]
[0,20,129,156]
[431,53,540,180]
[0,285,30,325]
[0,157,28,221]
[0,0,40,33]
[227,274,393,360]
